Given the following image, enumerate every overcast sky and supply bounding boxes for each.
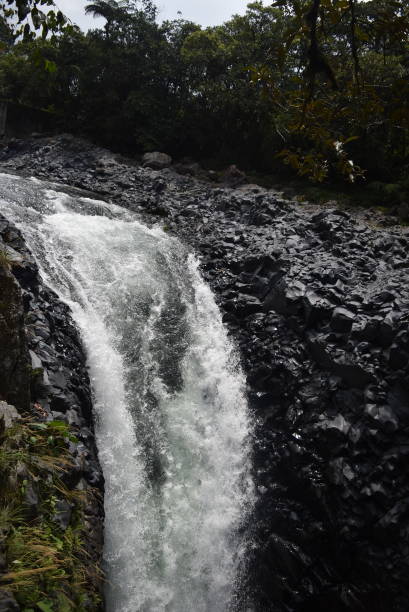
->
[56,0,250,31]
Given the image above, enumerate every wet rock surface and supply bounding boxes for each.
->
[0,208,104,607]
[1,135,409,612]
[0,215,103,490]
[0,258,30,412]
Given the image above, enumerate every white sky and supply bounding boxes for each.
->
[55,0,250,31]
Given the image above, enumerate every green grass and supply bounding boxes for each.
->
[0,248,18,270]
[0,418,102,611]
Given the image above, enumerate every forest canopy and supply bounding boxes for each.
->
[0,0,408,200]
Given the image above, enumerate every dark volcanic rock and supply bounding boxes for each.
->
[142,151,172,170]
[1,135,409,612]
[0,262,30,411]
[331,306,356,333]
[0,211,104,605]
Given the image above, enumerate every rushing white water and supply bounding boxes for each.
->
[0,173,254,611]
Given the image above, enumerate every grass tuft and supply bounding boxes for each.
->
[0,417,103,610]
[0,248,19,270]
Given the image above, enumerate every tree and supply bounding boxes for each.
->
[1,0,408,200]
[0,12,15,46]
[250,0,409,183]
[0,0,69,40]
[85,0,128,38]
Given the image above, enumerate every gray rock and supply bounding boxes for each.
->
[331,307,355,333]
[0,593,19,611]
[29,349,43,370]
[142,152,172,170]
[221,164,247,187]
[0,401,20,429]
[317,413,350,434]
[53,499,72,530]
[24,482,39,510]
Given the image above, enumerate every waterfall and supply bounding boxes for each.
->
[0,173,254,611]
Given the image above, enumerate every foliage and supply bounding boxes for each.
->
[0,417,102,610]
[0,0,70,41]
[0,0,408,200]
[248,0,409,183]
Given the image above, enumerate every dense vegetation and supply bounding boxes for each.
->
[0,0,408,205]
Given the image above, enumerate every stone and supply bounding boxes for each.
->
[389,344,409,370]
[332,358,375,389]
[330,307,355,333]
[317,413,350,434]
[53,499,72,530]
[0,401,20,429]
[378,313,396,347]
[236,183,265,194]
[0,593,19,611]
[303,291,333,326]
[24,482,39,510]
[141,151,172,170]
[365,404,399,429]
[226,294,263,317]
[174,161,201,177]
[220,164,247,187]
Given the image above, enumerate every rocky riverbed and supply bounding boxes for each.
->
[1,134,409,612]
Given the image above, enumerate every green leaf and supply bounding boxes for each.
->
[344,136,359,144]
[48,421,69,430]
[54,537,64,550]
[37,602,54,612]
[44,59,57,74]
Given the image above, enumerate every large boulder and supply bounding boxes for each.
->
[142,151,172,170]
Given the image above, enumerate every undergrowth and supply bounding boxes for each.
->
[0,248,19,270]
[0,417,102,611]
